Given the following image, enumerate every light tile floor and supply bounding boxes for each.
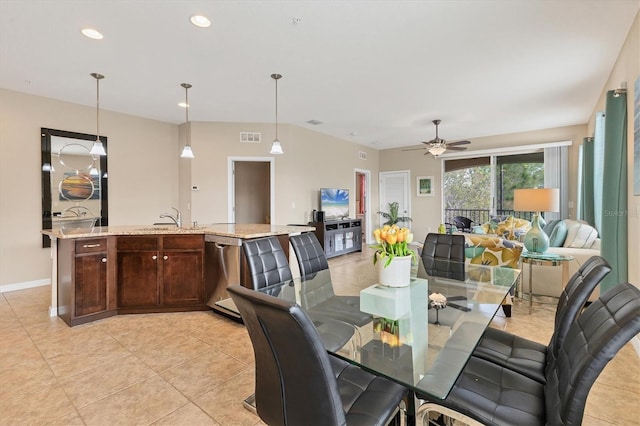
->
[1,249,638,425]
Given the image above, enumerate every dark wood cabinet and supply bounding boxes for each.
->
[58,237,116,326]
[162,235,204,306]
[309,219,362,258]
[117,235,204,312]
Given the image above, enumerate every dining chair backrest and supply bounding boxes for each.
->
[421,234,466,280]
[544,281,640,425]
[227,284,347,425]
[421,233,465,262]
[242,236,292,290]
[547,256,611,359]
[290,232,329,276]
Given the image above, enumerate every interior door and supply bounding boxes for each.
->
[379,171,411,227]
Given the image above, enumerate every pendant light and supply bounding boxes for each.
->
[180,83,194,158]
[270,73,284,155]
[90,73,107,156]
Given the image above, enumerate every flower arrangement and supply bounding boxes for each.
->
[372,224,417,267]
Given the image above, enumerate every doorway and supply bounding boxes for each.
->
[228,157,275,223]
[355,169,372,244]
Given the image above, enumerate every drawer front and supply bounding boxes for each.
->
[163,235,203,250]
[76,238,108,254]
[117,236,159,251]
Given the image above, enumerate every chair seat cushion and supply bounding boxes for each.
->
[473,328,548,383]
[446,356,545,426]
[309,296,372,327]
[330,356,407,426]
[309,313,355,353]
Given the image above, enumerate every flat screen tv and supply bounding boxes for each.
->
[320,188,349,219]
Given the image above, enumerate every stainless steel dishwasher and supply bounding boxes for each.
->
[204,234,243,318]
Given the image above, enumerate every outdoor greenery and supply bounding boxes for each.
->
[444,162,544,211]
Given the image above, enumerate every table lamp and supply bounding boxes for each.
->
[513,188,559,253]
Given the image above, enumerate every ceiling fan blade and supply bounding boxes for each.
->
[446,146,468,151]
[402,147,427,151]
[446,140,471,146]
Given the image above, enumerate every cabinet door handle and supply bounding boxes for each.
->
[101,258,107,263]
[83,243,101,248]
[163,255,168,260]
[152,255,158,260]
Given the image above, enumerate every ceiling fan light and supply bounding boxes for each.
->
[429,145,447,156]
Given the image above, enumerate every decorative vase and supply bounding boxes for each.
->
[524,213,549,253]
[376,254,412,287]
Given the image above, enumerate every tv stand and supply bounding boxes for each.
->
[309,219,362,258]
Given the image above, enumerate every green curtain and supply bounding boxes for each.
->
[600,90,628,293]
[579,137,595,225]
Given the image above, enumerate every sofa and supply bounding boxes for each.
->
[475,216,601,299]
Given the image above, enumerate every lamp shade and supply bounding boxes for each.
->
[513,188,559,212]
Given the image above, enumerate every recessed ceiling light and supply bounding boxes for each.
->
[190,15,211,28]
[178,102,189,108]
[306,119,323,125]
[81,28,103,40]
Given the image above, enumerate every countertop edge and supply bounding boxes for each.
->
[42,224,316,240]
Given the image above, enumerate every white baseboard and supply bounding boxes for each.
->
[0,279,50,294]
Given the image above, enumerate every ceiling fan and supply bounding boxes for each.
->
[404,119,471,157]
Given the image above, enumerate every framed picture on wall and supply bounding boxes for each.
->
[417,176,434,197]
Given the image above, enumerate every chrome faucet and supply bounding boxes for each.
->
[159,207,181,227]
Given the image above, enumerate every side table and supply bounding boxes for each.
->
[520,252,575,314]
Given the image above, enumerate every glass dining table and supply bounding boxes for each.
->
[215,257,520,403]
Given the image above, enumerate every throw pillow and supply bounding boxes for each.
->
[563,219,598,248]
[548,220,568,247]
[543,219,561,236]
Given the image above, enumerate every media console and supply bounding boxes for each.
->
[309,219,362,258]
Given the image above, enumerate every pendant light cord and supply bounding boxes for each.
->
[185,84,190,146]
[96,76,100,140]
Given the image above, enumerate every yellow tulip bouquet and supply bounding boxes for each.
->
[372,224,417,267]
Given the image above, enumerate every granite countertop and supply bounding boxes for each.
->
[42,223,315,240]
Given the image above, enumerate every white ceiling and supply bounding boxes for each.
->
[1,0,638,150]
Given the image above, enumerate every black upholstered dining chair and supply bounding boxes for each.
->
[472,255,611,383]
[290,233,372,328]
[289,232,329,276]
[227,284,408,426]
[417,281,640,425]
[420,233,467,325]
[242,236,355,354]
[242,236,293,290]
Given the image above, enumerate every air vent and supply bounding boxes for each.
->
[240,132,261,143]
[358,151,367,160]
[306,119,323,125]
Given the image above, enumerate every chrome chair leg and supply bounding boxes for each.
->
[416,401,483,426]
[242,393,257,414]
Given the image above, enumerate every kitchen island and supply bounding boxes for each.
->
[42,224,314,326]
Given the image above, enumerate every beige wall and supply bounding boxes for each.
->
[586,11,639,285]
[187,122,379,227]
[0,90,378,287]
[0,89,178,287]
[379,124,588,245]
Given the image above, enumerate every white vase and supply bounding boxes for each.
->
[376,254,412,287]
